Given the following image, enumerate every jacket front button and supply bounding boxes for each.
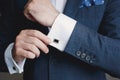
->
[76,51,81,57]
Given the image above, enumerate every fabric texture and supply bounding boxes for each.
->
[1,0,120,80]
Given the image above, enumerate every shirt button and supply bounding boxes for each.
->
[76,51,81,57]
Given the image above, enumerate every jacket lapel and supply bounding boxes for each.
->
[63,0,82,19]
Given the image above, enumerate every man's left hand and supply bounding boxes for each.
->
[24,0,59,27]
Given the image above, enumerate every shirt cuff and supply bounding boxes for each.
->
[4,43,26,74]
[47,13,77,51]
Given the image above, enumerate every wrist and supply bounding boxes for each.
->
[12,47,24,64]
[49,11,59,27]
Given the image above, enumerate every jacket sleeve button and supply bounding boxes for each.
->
[76,51,81,57]
[80,53,86,59]
[85,55,91,62]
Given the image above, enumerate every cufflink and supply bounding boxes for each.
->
[13,66,16,70]
[53,39,59,43]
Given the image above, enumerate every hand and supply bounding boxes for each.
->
[12,30,51,63]
[24,0,59,27]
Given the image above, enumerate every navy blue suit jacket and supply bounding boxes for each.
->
[0,0,18,71]
[0,0,120,80]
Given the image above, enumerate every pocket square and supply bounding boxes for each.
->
[79,0,104,8]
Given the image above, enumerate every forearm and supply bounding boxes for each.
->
[64,22,120,77]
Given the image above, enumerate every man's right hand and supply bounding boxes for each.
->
[12,30,51,63]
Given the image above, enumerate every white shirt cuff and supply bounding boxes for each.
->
[4,43,26,74]
[47,13,77,51]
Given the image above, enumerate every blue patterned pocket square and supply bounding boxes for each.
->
[80,0,104,8]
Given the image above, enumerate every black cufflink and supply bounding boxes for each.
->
[53,39,59,43]
[13,66,16,70]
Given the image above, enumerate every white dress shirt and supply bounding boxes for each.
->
[5,0,77,74]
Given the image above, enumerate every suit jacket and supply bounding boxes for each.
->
[0,0,17,72]
[0,0,120,80]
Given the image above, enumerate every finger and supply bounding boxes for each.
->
[24,9,36,22]
[21,42,40,57]
[23,50,36,59]
[24,0,36,22]
[23,30,51,45]
[23,36,49,54]
[17,48,36,59]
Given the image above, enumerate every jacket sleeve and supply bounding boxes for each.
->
[64,0,120,78]
[0,0,19,72]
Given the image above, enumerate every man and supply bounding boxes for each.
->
[2,0,120,80]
